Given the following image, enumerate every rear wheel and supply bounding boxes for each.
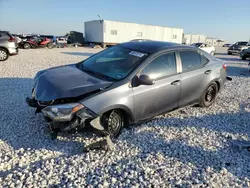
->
[102,110,124,138]
[0,48,8,61]
[227,52,232,55]
[199,82,218,107]
[23,43,31,49]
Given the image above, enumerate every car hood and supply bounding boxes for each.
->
[33,64,113,102]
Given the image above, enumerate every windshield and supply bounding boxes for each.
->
[237,42,248,45]
[78,46,148,81]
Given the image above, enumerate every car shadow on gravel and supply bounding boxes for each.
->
[120,106,250,182]
[61,52,95,57]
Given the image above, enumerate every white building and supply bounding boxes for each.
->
[84,20,184,47]
[182,34,207,45]
[205,38,225,46]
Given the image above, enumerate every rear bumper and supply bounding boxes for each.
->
[9,47,18,55]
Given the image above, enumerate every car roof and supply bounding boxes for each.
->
[119,40,195,53]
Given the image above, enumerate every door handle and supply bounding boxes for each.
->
[171,80,181,85]
[205,70,212,75]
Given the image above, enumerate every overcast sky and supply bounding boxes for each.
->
[0,0,249,43]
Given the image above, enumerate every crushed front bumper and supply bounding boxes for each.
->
[26,97,39,108]
[26,97,104,133]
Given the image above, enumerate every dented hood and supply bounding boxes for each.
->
[33,64,112,102]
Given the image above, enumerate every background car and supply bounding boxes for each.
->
[0,31,18,61]
[240,47,250,60]
[40,35,57,43]
[27,41,229,138]
[191,43,216,55]
[222,44,231,47]
[227,41,249,55]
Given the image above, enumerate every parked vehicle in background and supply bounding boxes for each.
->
[20,37,54,49]
[40,35,57,43]
[12,34,22,44]
[191,43,216,55]
[227,41,249,55]
[26,41,230,138]
[56,37,67,44]
[0,31,18,61]
[240,47,250,60]
[222,44,231,47]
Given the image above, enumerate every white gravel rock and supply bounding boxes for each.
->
[0,48,249,187]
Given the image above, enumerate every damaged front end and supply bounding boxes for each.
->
[26,96,101,133]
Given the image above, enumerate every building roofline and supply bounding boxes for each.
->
[84,19,183,30]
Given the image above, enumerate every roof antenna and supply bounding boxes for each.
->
[98,14,102,23]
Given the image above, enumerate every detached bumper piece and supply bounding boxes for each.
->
[83,135,114,152]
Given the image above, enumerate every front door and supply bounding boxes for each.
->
[132,52,181,121]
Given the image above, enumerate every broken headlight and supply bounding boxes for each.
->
[42,103,84,121]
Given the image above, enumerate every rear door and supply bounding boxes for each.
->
[133,51,181,121]
[177,50,211,107]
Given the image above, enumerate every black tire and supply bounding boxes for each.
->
[199,82,218,107]
[47,43,54,49]
[241,56,246,60]
[0,48,9,61]
[102,110,124,138]
[23,43,31,49]
[227,52,232,55]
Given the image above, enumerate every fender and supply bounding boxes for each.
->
[98,104,135,123]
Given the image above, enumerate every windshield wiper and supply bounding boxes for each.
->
[81,67,116,81]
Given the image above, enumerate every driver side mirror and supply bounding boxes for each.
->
[132,75,155,87]
[139,75,155,85]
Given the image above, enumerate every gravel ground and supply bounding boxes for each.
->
[0,47,250,187]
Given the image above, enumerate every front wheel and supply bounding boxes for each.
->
[102,110,124,138]
[241,56,246,60]
[23,43,31,49]
[227,52,232,55]
[0,48,9,61]
[199,82,218,107]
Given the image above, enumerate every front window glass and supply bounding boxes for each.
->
[141,52,177,79]
[78,46,148,80]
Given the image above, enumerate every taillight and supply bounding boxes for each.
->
[8,37,16,42]
[223,63,227,70]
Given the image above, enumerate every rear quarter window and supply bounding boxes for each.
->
[179,51,203,72]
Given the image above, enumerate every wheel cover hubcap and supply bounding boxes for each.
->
[0,51,7,60]
[205,86,216,102]
[108,112,121,134]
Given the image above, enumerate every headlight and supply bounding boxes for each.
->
[42,103,84,121]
